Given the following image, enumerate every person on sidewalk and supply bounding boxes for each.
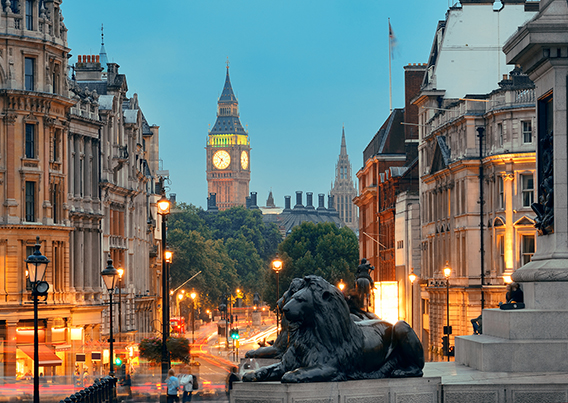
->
[179,366,194,403]
[166,368,180,403]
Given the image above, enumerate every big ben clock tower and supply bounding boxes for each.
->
[206,64,251,210]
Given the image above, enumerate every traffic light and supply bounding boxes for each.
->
[441,336,449,356]
[230,328,240,340]
[115,356,122,366]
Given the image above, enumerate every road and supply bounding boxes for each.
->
[185,317,277,402]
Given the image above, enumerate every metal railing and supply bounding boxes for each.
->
[59,376,117,403]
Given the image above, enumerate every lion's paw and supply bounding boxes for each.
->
[242,372,256,382]
[281,370,302,383]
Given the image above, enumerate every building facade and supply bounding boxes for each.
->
[0,0,76,378]
[72,54,163,374]
[414,0,537,359]
[330,127,358,233]
[206,66,250,210]
[354,64,424,325]
[0,0,163,378]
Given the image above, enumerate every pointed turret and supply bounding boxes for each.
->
[210,63,246,135]
[340,125,347,156]
[99,24,109,72]
[330,126,358,233]
[219,66,237,103]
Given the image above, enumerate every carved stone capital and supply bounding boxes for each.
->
[3,113,17,125]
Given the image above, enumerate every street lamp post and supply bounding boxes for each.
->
[190,291,197,346]
[117,268,124,343]
[25,237,50,403]
[408,269,417,329]
[101,258,119,376]
[443,261,452,362]
[271,255,283,336]
[157,193,171,381]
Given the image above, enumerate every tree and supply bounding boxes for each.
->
[167,203,281,310]
[265,222,358,309]
[139,336,190,364]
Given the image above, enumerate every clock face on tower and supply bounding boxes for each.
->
[213,150,231,169]
[241,151,249,170]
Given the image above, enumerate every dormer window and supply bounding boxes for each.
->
[25,0,33,30]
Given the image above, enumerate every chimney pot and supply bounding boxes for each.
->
[96,55,100,63]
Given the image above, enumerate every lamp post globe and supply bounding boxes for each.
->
[271,255,283,336]
[101,258,119,376]
[157,192,171,383]
[25,237,49,403]
[443,261,451,361]
[190,291,197,346]
[408,269,417,329]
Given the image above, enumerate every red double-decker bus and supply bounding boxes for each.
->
[170,317,186,334]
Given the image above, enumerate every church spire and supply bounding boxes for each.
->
[99,23,109,72]
[340,125,347,155]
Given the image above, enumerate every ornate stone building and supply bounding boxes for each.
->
[0,0,75,378]
[414,0,537,359]
[0,1,163,378]
[354,64,424,325]
[72,54,163,373]
[330,127,358,233]
[206,65,250,210]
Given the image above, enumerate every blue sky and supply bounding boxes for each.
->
[63,0,451,209]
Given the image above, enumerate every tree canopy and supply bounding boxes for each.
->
[264,221,358,309]
[167,203,281,310]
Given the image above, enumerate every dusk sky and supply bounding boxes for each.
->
[63,0,452,209]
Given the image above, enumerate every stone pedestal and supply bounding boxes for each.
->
[230,377,441,403]
[457,0,568,372]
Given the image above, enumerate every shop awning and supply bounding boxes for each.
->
[19,344,63,366]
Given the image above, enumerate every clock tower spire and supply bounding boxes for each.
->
[206,63,251,210]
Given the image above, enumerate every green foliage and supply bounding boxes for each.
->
[167,203,281,310]
[139,336,190,364]
[265,222,358,309]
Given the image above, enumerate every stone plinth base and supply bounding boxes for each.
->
[456,334,568,372]
[230,377,441,403]
[456,307,568,372]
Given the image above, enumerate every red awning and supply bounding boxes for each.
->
[19,344,63,367]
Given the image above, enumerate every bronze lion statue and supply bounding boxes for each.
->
[243,275,424,383]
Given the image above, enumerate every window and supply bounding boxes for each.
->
[498,176,504,209]
[52,130,59,161]
[521,174,534,207]
[24,57,34,91]
[497,123,503,147]
[25,0,33,30]
[498,235,505,274]
[521,235,535,266]
[522,120,532,143]
[25,124,35,158]
[52,183,59,223]
[25,181,35,222]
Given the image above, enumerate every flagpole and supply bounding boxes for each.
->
[388,18,393,114]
